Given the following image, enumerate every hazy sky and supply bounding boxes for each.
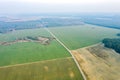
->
[0,0,120,15]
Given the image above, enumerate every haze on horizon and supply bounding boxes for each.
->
[0,0,120,15]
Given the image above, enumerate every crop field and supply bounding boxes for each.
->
[0,41,71,66]
[0,58,83,80]
[71,44,120,80]
[49,24,120,49]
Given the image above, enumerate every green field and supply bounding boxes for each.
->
[0,28,71,66]
[49,24,120,49]
[0,58,83,80]
[0,41,71,66]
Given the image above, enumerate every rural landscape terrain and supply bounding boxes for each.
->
[0,15,120,80]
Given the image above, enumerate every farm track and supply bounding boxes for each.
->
[45,28,87,80]
[0,57,72,69]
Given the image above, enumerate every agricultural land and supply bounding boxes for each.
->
[0,23,120,80]
[0,27,84,80]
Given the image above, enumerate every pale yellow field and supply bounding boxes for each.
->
[71,43,120,80]
[0,57,83,80]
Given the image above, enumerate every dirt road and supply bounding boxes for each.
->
[45,27,87,80]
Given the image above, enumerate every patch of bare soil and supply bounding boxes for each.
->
[71,43,120,80]
[37,36,55,45]
[0,40,30,46]
[0,36,55,46]
[44,66,49,71]
[69,71,74,79]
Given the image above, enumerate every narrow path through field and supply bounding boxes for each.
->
[44,28,87,80]
[0,57,72,68]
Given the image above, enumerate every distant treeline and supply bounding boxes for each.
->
[102,38,120,53]
[0,18,83,33]
[0,21,41,33]
[81,15,120,29]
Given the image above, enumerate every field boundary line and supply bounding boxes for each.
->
[0,57,72,68]
[80,42,102,49]
[45,28,87,80]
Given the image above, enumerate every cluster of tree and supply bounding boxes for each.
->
[102,38,120,53]
[117,33,120,36]
[26,36,38,40]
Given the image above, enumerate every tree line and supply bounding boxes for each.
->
[102,38,120,54]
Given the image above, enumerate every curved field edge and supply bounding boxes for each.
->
[49,24,120,50]
[0,58,83,80]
